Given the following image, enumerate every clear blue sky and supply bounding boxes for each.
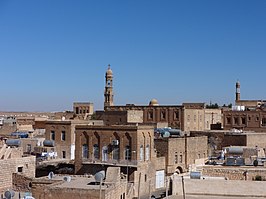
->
[0,0,266,112]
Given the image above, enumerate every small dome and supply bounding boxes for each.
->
[149,99,159,106]
[106,65,113,77]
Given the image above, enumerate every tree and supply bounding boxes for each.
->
[206,103,219,109]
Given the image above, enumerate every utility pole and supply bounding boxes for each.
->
[184,133,188,171]
[166,176,168,199]
[126,148,129,181]
[148,180,151,199]
[181,176,186,199]
[138,173,141,199]
[99,178,102,199]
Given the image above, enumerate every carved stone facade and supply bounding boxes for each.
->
[105,105,182,128]
[45,120,104,160]
[223,109,266,132]
[104,103,222,131]
[74,125,162,197]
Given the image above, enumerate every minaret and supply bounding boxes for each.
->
[235,80,240,102]
[104,64,114,108]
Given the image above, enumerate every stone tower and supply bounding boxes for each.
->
[235,80,240,102]
[104,64,114,108]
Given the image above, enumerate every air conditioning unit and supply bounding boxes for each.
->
[112,140,119,145]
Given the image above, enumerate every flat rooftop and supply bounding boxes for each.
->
[35,175,116,190]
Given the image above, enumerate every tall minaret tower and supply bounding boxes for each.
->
[104,64,114,108]
[235,80,240,102]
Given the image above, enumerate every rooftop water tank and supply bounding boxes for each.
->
[169,129,182,136]
[43,140,55,147]
[190,171,201,179]
[6,139,21,147]
[225,147,243,154]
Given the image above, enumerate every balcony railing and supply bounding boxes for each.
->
[82,158,138,166]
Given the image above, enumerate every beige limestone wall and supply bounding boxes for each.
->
[0,156,35,193]
[202,166,266,180]
[172,175,266,197]
[204,109,222,130]
[183,109,205,131]
[246,133,266,148]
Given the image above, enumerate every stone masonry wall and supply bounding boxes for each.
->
[12,173,32,192]
[0,156,35,193]
[172,175,266,197]
[202,166,266,180]
[32,178,127,199]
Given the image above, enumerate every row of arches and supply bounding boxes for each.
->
[82,144,151,162]
[80,131,152,162]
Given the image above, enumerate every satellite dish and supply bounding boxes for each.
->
[95,170,105,183]
[4,190,15,199]
[48,171,55,179]
[63,176,71,182]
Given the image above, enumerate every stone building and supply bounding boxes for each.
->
[104,103,222,132]
[45,119,103,160]
[182,103,205,131]
[101,110,144,126]
[101,65,222,131]
[222,132,266,149]
[11,137,44,155]
[74,124,165,198]
[181,103,222,131]
[223,108,266,132]
[104,102,183,129]
[223,81,266,132]
[190,130,266,158]
[203,108,222,130]
[0,144,35,196]
[32,167,129,199]
[154,135,208,175]
[0,116,17,136]
[102,65,183,129]
[73,102,94,120]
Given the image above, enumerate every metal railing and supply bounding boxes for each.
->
[82,158,138,166]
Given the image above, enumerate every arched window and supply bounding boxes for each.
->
[125,145,131,160]
[140,145,144,161]
[50,131,55,140]
[113,145,119,160]
[102,146,108,161]
[161,111,166,120]
[93,144,99,159]
[148,112,153,120]
[82,144,88,159]
[145,144,150,161]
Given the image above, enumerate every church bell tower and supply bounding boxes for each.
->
[104,64,114,108]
